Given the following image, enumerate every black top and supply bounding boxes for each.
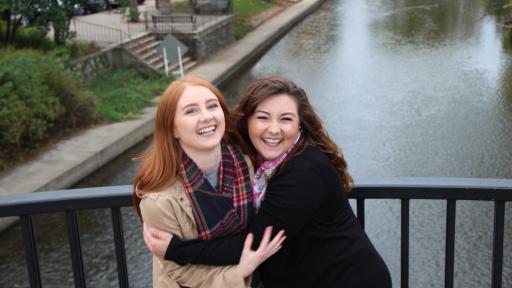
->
[166,145,392,288]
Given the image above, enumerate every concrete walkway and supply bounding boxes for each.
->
[0,0,326,231]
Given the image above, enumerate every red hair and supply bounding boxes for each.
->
[132,76,244,218]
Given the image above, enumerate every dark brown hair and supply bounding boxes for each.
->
[232,75,353,192]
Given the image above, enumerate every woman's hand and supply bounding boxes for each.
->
[238,227,286,278]
[143,222,173,258]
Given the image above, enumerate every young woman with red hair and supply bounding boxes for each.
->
[133,76,284,288]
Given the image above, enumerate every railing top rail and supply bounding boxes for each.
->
[357,177,512,189]
[72,18,130,38]
[354,177,512,201]
[0,185,133,217]
[1,178,511,218]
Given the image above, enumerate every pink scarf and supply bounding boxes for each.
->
[252,131,302,209]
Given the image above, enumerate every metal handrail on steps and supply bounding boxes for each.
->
[71,18,130,46]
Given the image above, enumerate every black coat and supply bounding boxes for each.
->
[167,145,392,288]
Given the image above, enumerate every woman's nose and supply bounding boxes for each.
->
[199,108,213,122]
[267,121,280,134]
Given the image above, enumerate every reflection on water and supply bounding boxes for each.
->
[225,0,512,286]
[2,0,512,287]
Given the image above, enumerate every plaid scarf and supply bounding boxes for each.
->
[180,142,253,240]
[253,131,302,210]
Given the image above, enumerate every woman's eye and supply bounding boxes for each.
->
[256,116,268,120]
[208,103,219,109]
[185,108,197,115]
[281,117,293,122]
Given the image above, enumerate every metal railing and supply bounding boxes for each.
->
[69,1,233,47]
[0,186,132,288]
[71,19,130,46]
[144,5,231,33]
[0,178,511,288]
[353,178,512,288]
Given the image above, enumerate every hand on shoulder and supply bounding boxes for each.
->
[143,222,173,258]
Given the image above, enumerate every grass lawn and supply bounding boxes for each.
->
[168,0,277,39]
[233,0,276,39]
[170,0,273,15]
[233,0,273,17]
[89,67,173,122]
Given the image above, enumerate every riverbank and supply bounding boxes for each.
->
[0,0,327,232]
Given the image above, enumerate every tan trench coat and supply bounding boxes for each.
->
[140,157,254,288]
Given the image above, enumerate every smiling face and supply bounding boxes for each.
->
[247,93,300,161]
[173,85,225,157]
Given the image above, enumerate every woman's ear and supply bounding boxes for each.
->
[173,124,180,139]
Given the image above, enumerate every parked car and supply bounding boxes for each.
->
[83,0,107,13]
[76,0,118,14]
[19,0,144,23]
[20,0,87,25]
[81,0,146,14]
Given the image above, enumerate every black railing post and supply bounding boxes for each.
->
[491,201,505,288]
[66,210,86,288]
[357,198,365,229]
[111,207,129,288]
[445,199,456,288]
[144,11,149,31]
[401,199,409,288]
[20,215,42,288]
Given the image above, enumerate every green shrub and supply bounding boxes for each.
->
[46,42,102,61]
[42,58,98,131]
[0,21,54,50]
[66,42,101,59]
[0,49,97,162]
[14,26,55,50]
[0,50,63,148]
[51,9,75,45]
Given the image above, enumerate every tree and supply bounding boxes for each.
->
[118,0,139,22]
[36,0,84,44]
[0,0,40,44]
[0,0,82,46]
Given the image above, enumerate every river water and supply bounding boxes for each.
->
[2,0,512,287]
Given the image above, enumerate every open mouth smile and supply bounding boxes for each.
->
[197,125,217,136]
[262,137,282,146]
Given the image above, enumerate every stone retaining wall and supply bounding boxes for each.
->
[158,16,235,61]
[67,46,158,82]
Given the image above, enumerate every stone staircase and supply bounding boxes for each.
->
[125,33,197,75]
[170,57,198,77]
